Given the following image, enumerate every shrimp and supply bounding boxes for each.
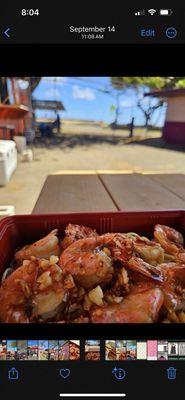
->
[127,256,164,282]
[33,260,68,321]
[104,232,163,266]
[15,229,60,265]
[154,224,184,259]
[129,262,185,313]
[133,236,164,266]
[158,262,185,287]
[91,288,164,323]
[102,233,133,263]
[0,258,67,323]
[59,236,114,289]
[59,234,133,289]
[0,259,38,323]
[61,224,98,250]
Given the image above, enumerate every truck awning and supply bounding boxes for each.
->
[32,99,65,111]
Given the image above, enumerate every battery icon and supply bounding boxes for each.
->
[160,9,173,16]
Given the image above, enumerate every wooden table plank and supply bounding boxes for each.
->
[99,173,185,210]
[148,174,185,202]
[32,174,117,214]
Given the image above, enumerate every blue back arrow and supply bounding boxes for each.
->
[4,28,11,38]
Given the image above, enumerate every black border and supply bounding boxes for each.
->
[0,323,185,340]
[1,42,185,339]
[0,43,185,76]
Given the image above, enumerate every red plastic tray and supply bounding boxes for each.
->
[0,210,185,278]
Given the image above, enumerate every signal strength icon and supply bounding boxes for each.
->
[148,9,157,15]
[134,9,145,16]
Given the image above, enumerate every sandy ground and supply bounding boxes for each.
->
[0,124,185,214]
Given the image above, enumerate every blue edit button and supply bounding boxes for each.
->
[139,28,156,38]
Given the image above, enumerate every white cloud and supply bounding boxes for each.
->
[42,88,61,99]
[72,85,96,101]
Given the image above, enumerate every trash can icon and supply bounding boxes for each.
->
[167,367,177,380]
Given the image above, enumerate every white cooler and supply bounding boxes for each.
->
[0,140,17,186]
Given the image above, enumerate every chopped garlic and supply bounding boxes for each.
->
[121,267,129,285]
[49,255,59,265]
[88,285,103,306]
[37,271,52,290]
[39,259,50,270]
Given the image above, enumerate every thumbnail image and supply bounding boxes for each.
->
[85,340,100,361]
[49,340,59,360]
[6,340,17,360]
[69,340,80,360]
[27,340,38,360]
[168,342,179,359]
[17,340,28,361]
[136,341,147,360]
[157,341,168,361]
[158,341,168,353]
[59,340,70,360]
[0,340,7,360]
[147,341,157,360]
[179,342,185,359]
[38,340,49,361]
[105,340,116,361]
[116,340,127,360]
[126,340,137,360]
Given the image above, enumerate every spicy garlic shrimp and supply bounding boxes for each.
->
[59,234,133,289]
[154,224,185,262]
[15,229,60,265]
[132,235,164,266]
[61,224,98,250]
[126,259,185,314]
[91,287,164,323]
[127,256,164,282]
[0,257,68,323]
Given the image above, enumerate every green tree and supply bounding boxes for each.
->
[110,77,185,128]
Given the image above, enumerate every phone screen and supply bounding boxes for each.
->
[0,2,185,399]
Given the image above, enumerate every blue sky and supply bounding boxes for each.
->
[33,77,166,127]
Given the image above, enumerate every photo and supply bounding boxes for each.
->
[38,340,49,361]
[6,340,17,360]
[147,341,158,361]
[0,340,7,360]
[136,341,147,360]
[58,340,70,360]
[1,76,185,324]
[126,340,137,360]
[27,340,38,360]
[157,341,168,361]
[85,340,100,361]
[105,340,116,361]
[48,340,59,361]
[17,340,28,361]
[116,340,127,360]
[158,341,168,353]
[168,342,179,359]
[69,340,80,361]
[179,342,185,359]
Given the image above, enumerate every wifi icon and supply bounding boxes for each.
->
[148,9,157,15]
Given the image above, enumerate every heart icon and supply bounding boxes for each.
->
[59,368,71,379]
